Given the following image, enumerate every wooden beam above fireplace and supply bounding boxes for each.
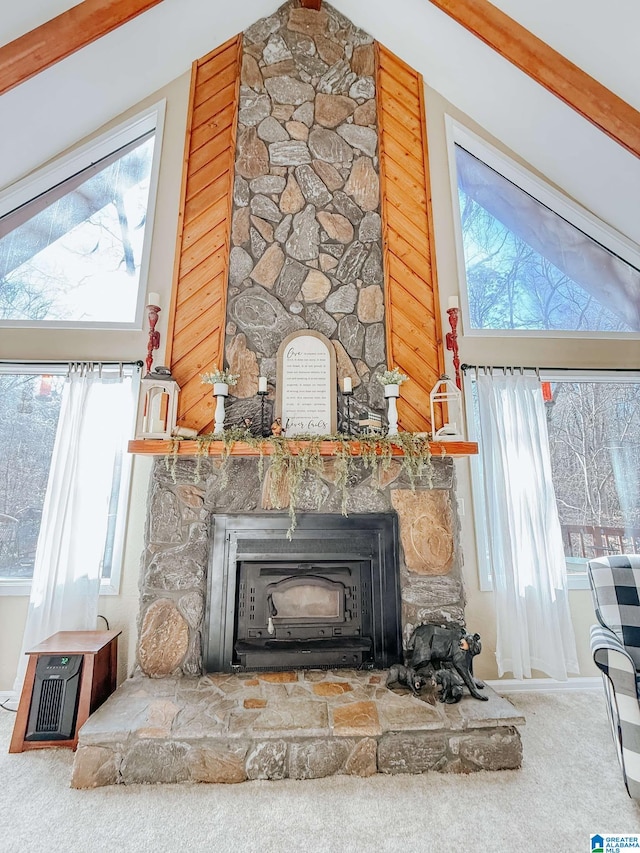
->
[128,439,478,457]
[428,0,640,160]
[0,0,165,96]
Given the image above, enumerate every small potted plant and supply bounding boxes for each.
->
[201,366,240,434]
[377,367,408,397]
[201,366,239,397]
[376,368,408,437]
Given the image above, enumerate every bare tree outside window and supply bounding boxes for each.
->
[0,134,155,325]
[455,145,640,333]
[0,374,63,579]
[546,381,640,565]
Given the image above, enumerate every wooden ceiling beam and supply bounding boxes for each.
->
[429,0,640,160]
[0,0,165,97]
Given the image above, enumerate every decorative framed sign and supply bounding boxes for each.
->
[276,330,337,436]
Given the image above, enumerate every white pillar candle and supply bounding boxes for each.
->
[147,292,161,308]
[343,377,352,393]
[447,295,459,310]
[258,376,268,393]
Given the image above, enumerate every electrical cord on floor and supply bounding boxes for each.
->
[97,614,110,630]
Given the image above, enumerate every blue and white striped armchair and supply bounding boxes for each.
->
[588,555,640,799]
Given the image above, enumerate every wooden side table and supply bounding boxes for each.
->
[9,630,121,753]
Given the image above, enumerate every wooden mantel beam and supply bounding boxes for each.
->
[428,0,640,160]
[0,0,165,97]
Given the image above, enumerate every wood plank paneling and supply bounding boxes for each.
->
[428,0,640,160]
[192,83,238,132]
[177,247,228,307]
[190,103,236,154]
[377,43,445,433]
[0,0,163,96]
[379,97,422,137]
[165,35,242,433]
[188,132,236,184]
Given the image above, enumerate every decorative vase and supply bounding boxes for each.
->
[384,383,400,436]
[213,382,229,434]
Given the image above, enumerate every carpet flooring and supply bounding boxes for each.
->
[1,690,638,853]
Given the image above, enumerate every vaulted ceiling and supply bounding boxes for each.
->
[1,0,639,243]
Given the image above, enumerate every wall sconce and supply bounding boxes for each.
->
[135,366,180,440]
[430,374,464,441]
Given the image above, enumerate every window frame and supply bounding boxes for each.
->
[0,101,166,331]
[0,362,140,597]
[445,116,640,341]
[464,368,640,592]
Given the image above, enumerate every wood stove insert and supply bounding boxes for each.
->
[205,513,401,672]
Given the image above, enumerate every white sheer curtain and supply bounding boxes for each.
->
[14,365,134,693]
[476,370,579,680]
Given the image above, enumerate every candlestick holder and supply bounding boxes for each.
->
[212,382,229,435]
[145,302,161,375]
[342,389,354,437]
[258,389,269,437]
[446,307,461,390]
[384,383,400,437]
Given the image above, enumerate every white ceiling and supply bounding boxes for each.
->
[1,1,82,45]
[489,0,640,110]
[4,0,639,107]
[1,0,639,243]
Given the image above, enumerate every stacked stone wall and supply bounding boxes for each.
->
[225,2,387,429]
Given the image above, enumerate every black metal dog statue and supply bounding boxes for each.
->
[406,623,488,701]
[434,667,465,704]
[386,664,430,696]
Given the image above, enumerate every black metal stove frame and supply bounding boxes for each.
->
[204,513,402,673]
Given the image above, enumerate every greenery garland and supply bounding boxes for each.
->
[166,429,435,538]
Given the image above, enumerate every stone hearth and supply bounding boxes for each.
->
[72,671,523,787]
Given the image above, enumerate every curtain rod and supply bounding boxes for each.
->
[460,364,639,374]
[0,359,144,367]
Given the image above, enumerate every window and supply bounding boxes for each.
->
[465,371,640,590]
[447,121,640,337]
[0,104,164,329]
[0,373,63,586]
[546,377,640,574]
[0,364,138,595]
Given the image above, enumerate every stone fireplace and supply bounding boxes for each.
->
[221,0,389,433]
[72,453,524,788]
[70,2,526,787]
[136,454,464,679]
[132,1,468,676]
